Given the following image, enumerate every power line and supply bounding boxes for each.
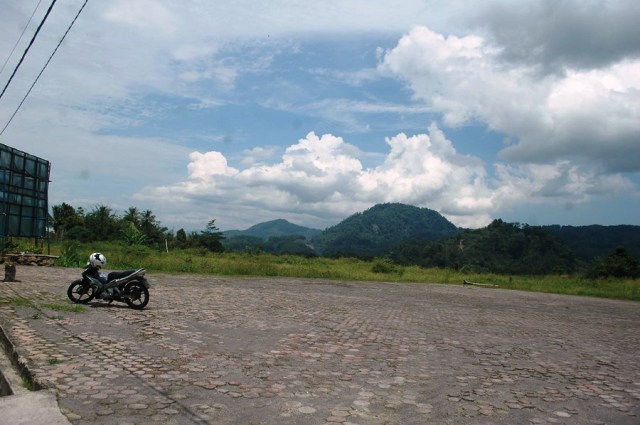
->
[0,0,45,76]
[0,0,58,102]
[0,0,90,137]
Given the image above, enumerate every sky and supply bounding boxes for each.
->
[0,0,638,232]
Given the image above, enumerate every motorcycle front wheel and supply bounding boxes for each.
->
[67,280,95,304]
[124,281,149,310]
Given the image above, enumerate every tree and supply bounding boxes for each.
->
[588,247,639,279]
[264,235,315,256]
[122,207,141,228]
[176,228,188,248]
[199,219,225,252]
[51,203,84,240]
[390,219,576,274]
[84,205,120,241]
[65,226,93,243]
[222,235,264,253]
[139,210,166,245]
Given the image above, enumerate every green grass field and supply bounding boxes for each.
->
[43,241,640,302]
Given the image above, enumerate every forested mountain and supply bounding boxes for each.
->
[223,219,321,240]
[545,225,640,264]
[221,212,640,267]
[391,219,577,274]
[312,203,460,258]
[222,219,320,255]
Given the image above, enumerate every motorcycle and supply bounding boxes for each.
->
[67,266,151,310]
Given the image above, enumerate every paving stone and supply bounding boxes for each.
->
[1,266,639,425]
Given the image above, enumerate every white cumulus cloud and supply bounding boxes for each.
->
[139,124,633,230]
[379,26,640,173]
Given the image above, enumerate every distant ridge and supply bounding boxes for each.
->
[221,205,640,267]
[223,219,321,240]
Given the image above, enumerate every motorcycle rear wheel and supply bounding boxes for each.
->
[67,280,95,304]
[124,281,149,310]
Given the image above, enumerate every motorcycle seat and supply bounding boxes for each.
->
[107,270,138,282]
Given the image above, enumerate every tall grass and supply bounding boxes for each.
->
[49,242,640,301]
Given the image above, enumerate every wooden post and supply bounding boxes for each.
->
[4,262,16,282]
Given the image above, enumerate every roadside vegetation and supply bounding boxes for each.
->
[40,240,639,302]
[3,202,637,302]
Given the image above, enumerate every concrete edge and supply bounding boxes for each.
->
[0,323,71,424]
[0,322,41,392]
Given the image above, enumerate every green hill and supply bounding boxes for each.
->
[392,219,577,274]
[223,219,321,240]
[312,203,460,258]
[220,207,640,274]
[544,225,640,264]
[222,219,321,255]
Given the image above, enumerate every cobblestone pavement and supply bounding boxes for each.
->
[1,266,639,425]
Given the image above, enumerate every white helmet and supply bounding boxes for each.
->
[89,252,107,268]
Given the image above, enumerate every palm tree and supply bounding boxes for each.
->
[123,207,141,228]
[140,210,156,233]
[139,210,167,244]
[50,202,83,240]
[84,205,119,241]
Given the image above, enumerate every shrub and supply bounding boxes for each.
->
[588,247,639,279]
[56,242,84,267]
[371,259,403,275]
[65,226,93,243]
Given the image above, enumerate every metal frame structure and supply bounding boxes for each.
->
[0,143,50,250]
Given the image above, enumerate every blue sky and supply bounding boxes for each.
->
[0,0,638,231]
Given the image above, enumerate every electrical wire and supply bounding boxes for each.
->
[0,0,45,76]
[0,0,90,137]
[0,0,58,101]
